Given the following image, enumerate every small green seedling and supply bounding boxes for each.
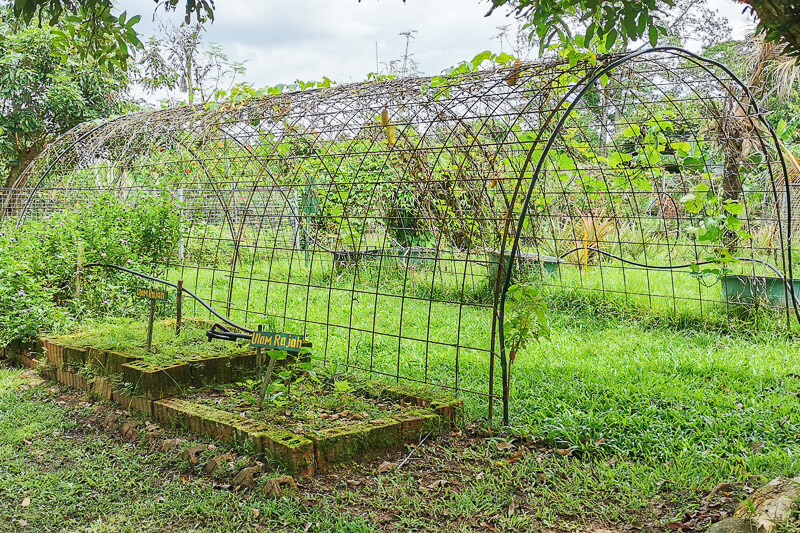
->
[504,283,550,365]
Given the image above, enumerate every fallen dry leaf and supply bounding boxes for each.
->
[21,497,31,507]
[378,461,397,473]
[422,479,449,490]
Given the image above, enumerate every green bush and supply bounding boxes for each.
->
[0,255,55,344]
[0,190,183,339]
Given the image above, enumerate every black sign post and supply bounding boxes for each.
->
[136,287,169,352]
[250,328,305,410]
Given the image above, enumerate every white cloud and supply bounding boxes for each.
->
[119,0,755,96]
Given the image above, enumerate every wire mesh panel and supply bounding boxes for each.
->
[2,48,795,423]
[506,49,796,333]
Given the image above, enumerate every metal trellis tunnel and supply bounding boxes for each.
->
[2,47,797,424]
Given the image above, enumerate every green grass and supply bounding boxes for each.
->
[26,253,800,529]
[0,368,377,532]
[0,365,755,531]
[94,255,800,484]
[51,317,249,366]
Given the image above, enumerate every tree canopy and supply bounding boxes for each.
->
[0,10,128,185]
[9,0,800,61]
[486,0,800,58]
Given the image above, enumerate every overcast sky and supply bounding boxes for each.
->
[117,0,756,95]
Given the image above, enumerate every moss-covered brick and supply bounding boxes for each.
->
[261,428,315,477]
[38,362,57,381]
[231,418,272,452]
[121,361,190,400]
[105,351,141,375]
[44,340,64,368]
[113,391,154,416]
[91,376,113,400]
[86,348,108,373]
[359,382,443,408]
[229,351,258,382]
[153,398,183,424]
[18,353,38,369]
[392,409,447,442]
[199,406,238,440]
[152,399,242,441]
[429,399,464,429]
[189,355,232,387]
[311,419,402,471]
[53,368,88,390]
[74,373,90,390]
[62,346,88,368]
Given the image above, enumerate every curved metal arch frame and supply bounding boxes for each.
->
[4,48,795,428]
[498,46,797,425]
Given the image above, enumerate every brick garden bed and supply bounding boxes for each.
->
[2,328,462,477]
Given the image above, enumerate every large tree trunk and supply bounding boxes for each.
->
[6,145,42,188]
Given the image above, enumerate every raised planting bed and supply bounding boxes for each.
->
[171,378,462,473]
[47,317,251,366]
[38,318,261,399]
[15,321,462,477]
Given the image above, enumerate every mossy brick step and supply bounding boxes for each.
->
[229,351,258,382]
[153,398,316,476]
[43,338,141,375]
[15,352,39,370]
[310,418,403,471]
[4,338,43,360]
[369,383,433,407]
[39,338,266,389]
[43,339,65,367]
[153,398,269,446]
[430,399,464,428]
[188,354,232,386]
[112,390,154,416]
[91,376,113,401]
[96,350,141,375]
[360,383,464,428]
[254,426,316,478]
[392,409,448,442]
[43,340,91,370]
[52,368,91,391]
[122,361,191,400]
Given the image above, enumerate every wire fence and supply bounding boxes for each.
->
[2,47,796,423]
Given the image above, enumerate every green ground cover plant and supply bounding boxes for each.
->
[30,267,800,495]
[50,317,248,366]
[188,378,425,432]
[0,343,790,531]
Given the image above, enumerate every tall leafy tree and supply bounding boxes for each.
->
[0,11,128,186]
[135,19,246,106]
[8,0,800,59]
[485,0,800,59]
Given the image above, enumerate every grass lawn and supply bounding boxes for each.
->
[50,318,250,366]
[0,366,753,532]
[13,254,799,530]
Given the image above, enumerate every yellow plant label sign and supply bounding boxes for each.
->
[250,331,305,352]
[135,287,168,301]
